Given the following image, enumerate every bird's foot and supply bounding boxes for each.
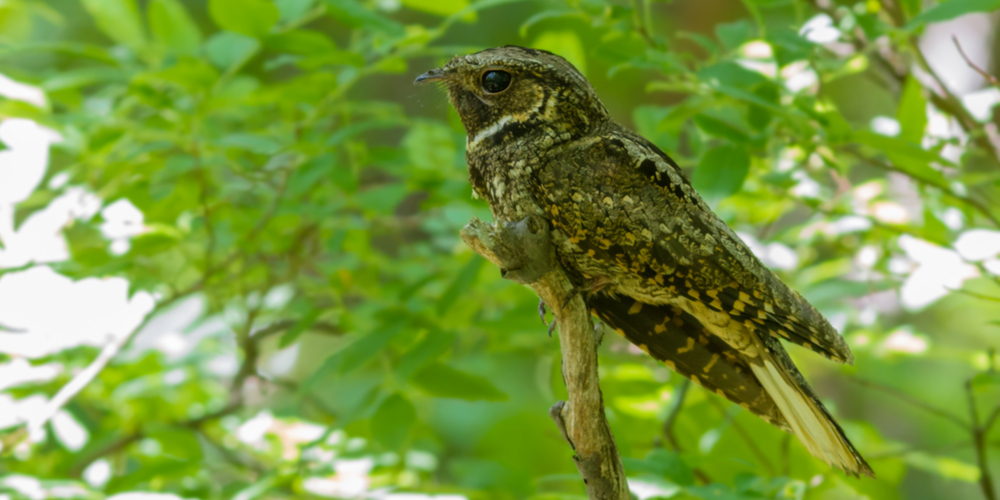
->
[539,300,557,337]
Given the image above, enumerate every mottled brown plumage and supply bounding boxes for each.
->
[416,45,872,477]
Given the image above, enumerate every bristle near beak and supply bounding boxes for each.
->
[414,68,448,85]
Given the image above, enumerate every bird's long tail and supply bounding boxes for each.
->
[749,336,873,477]
[589,293,873,477]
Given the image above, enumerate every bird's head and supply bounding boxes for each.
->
[415,46,609,150]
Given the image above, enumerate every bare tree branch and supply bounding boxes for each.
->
[849,377,969,430]
[953,36,999,87]
[461,216,629,500]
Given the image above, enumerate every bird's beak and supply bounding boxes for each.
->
[414,67,448,85]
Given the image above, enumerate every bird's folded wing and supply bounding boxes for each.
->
[552,131,853,364]
[589,293,790,432]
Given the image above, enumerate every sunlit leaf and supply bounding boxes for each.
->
[148,0,202,55]
[531,30,587,75]
[266,30,336,55]
[80,0,147,52]
[402,0,472,19]
[209,0,279,37]
[897,76,927,144]
[906,0,1000,30]
[321,0,404,34]
[904,452,980,482]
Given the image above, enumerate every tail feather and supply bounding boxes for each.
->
[750,336,873,477]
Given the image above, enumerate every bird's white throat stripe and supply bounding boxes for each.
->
[467,115,513,150]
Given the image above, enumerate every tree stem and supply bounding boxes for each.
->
[461,216,630,500]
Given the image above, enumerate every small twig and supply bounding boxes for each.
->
[966,379,998,500]
[707,396,777,476]
[953,36,999,87]
[662,379,690,451]
[780,433,791,476]
[985,406,1000,432]
[69,431,144,476]
[857,153,1000,228]
[950,288,1000,304]
[850,377,969,430]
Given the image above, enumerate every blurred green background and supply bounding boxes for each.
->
[1,0,1000,499]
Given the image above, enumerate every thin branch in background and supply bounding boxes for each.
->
[69,431,144,476]
[949,288,1000,304]
[864,440,971,460]
[849,377,969,430]
[966,379,998,500]
[707,396,777,476]
[630,0,655,47]
[662,378,690,451]
[657,378,712,485]
[985,405,1000,432]
[859,153,1000,228]
[953,36,999,87]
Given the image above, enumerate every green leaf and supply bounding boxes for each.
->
[276,0,317,21]
[337,322,405,374]
[897,76,927,144]
[396,330,455,380]
[904,452,980,482]
[748,84,778,131]
[519,9,586,37]
[412,362,508,401]
[531,30,586,75]
[694,114,749,143]
[321,0,404,34]
[216,133,282,155]
[80,0,147,52]
[371,393,417,449]
[907,0,1000,30]
[208,0,279,37]
[697,62,767,90]
[404,121,458,172]
[692,145,751,203]
[898,0,920,17]
[355,183,409,214]
[205,31,261,70]
[130,224,181,256]
[715,20,752,51]
[437,256,483,315]
[42,67,126,92]
[921,209,951,246]
[266,30,336,55]
[402,0,471,18]
[148,0,202,55]
[279,310,322,348]
[851,130,950,185]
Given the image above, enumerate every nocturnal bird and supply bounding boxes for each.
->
[415,46,873,477]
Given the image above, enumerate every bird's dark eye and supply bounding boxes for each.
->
[482,70,512,93]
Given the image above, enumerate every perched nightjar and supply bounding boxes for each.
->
[415,45,872,477]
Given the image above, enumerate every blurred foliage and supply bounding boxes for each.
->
[2,0,1000,499]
